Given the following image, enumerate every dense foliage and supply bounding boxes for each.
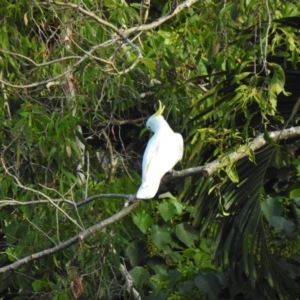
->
[1,0,300,299]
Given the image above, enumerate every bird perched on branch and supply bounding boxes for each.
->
[136,101,184,199]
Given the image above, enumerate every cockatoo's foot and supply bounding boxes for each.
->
[123,194,138,207]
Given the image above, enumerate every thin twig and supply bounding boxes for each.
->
[101,130,115,183]
[262,0,271,74]
[0,49,81,67]
[99,117,146,127]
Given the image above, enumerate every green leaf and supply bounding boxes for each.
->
[268,62,286,95]
[194,272,222,300]
[261,198,284,222]
[129,266,150,290]
[151,225,171,249]
[125,241,148,267]
[248,148,256,164]
[292,48,299,68]
[12,117,27,132]
[157,30,173,45]
[32,280,43,292]
[170,199,183,215]
[139,127,149,138]
[232,72,252,83]
[175,223,196,247]
[132,212,153,234]
[293,197,300,207]
[226,161,239,183]
[178,280,195,293]
[6,247,17,262]
[140,57,156,71]
[53,254,61,269]
[290,189,300,199]
[158,202,177,221]
[24,123,32,146]
[269,216,296,235]
[164,245,183,262]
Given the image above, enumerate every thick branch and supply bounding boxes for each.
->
[50,0,198,37]
[0,194,131,209]
[0,199,71,208]
[169,126,300,180]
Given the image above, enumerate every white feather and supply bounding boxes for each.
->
[136,114,183,199]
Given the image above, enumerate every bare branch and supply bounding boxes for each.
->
[99,117,146,127]
[124,0,200,35]
[0,49,81,67]
[120,263,141,299]
[169,126,300,179]
[0,199,72,208]
[76,193,131,208]
[0,193,133,209]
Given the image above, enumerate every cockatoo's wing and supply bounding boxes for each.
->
[136,134,161,199]
[136,132,184,199]
[174,133,184,163]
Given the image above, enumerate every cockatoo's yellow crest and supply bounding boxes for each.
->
[153,100,165,117]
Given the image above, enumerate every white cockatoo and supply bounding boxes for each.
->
[136,101,184,199]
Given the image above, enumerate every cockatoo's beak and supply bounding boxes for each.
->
[153,100,165,117]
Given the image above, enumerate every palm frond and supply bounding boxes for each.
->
[188,146,300,298]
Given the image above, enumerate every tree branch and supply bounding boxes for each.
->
[124,0,200,35]
[47,1,122,36]
[0,199,71,208]
[98,117,146,127]
[0,199,139,274]
[0,49,81,67]
[169,126,300,180]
